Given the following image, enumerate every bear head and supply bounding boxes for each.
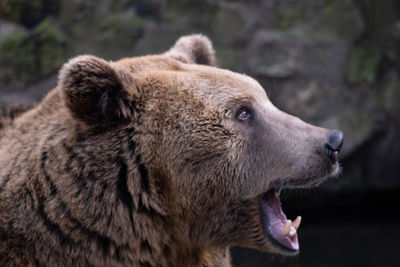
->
[56,34,342,257]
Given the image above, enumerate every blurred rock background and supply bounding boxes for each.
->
[0,0,399,266]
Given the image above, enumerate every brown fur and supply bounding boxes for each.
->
[0,34,339,266]
[0,102,36,130]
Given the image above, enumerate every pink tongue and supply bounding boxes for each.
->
[262,190,299,251]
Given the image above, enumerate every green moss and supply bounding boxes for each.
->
[98,12,144,53]
[273,12,291,31]
[165,3,181,21]
[33,19,66,76]
[272,4,305,31]
[321,0,363,39]
[322,1,336,15]
[0,18,65,83]
[346,43,381,84]
[0,29,36,82]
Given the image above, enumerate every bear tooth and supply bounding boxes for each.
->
[282,220,292,236]
[292,216,302,230]
[289,226,296,237]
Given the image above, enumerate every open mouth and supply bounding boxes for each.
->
[260,189,301,252]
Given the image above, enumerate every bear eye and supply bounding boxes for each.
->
[236,107,252,121]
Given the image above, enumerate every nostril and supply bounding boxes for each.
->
[325,129,344,163]
[325,144,339,163]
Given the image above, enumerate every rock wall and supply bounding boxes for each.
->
[1,0,399,193]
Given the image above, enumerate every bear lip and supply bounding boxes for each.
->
[260,189,299,252]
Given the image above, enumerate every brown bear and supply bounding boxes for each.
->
[0,34,343,266]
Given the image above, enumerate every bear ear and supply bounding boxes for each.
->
[165,34,217,66]
[58,55,133,124]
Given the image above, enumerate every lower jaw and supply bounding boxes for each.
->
[259,189,300,253]
[266,232,300,255]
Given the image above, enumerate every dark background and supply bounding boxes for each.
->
[1,0,399,266]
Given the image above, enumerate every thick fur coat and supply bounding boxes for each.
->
[0,35,341,266]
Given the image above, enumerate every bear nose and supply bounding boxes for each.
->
[325,129,343,163]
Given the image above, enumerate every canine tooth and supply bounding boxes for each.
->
[289,226,296,237]
[282,220,291,236]
[292,216,302,230]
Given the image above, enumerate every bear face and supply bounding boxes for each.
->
[0,35,343,266]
